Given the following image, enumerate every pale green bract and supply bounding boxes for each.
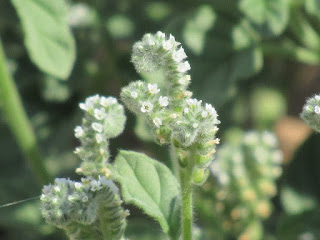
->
[10,0,75,79]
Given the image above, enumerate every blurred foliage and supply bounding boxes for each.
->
[1,0,320,239]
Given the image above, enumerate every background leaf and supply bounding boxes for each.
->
[10,0,75,79]
[112,150,180,238]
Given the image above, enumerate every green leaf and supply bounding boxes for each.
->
[306,0,320,17]
[10,0,75,79]
[112,150,180,238]
[239,0,290,36]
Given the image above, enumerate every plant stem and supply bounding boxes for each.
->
[179,166,193,240]
[0,39,51,184]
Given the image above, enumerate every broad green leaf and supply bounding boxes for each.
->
[239,0,290,36]
[112,150,180,238]
[277,209,320,239]
[11,0,75,79]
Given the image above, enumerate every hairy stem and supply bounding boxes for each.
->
[179,165,193,240]
[0,39,51,184]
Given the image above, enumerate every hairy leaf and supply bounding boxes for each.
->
[11,0,75,79]
[112,150,180,238]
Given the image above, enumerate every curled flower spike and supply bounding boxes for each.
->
[210,131,283,238]
[301,94,320,132]
[41,177,128,240]
[75,95,126,177]
[131,31,192,107]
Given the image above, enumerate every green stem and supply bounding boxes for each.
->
[261,40,320,65]
[0,39,51,184]
[179,166,193,240]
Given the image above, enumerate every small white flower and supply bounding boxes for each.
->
[192,123,198,128]
[100,96,117,107]
[314,106,320,114]
[163,40,173,50]
[99,176,119,193]
[74,182,82,190]
[205,103,218,118]
[146,34,155,45]
[82,196,89,202]
[153,117,162,128]
[148,83,160,94]
[177,61,191,72]
[92,122,103,132]
[74,126,84,138]
[141,102,154,113]
[156,31,165,39]
[159,96,169,107]
[171,113,177,119]
[94,108,106,120]
[172,47,187,62]
[95,134,104,143]
[187,98,202,107]
[178,75,191,85]
[201,111,208,118]
[315,95,320,101]
[184,107,189,114]
[131,91,138,98]
[74,147,81,154]
[90,180,102,191]
[53,186,61,193]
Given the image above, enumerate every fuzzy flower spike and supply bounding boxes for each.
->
[301,94,320,132]
[121,32,220,185]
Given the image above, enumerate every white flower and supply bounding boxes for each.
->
[74,147,81,154]
[192,123,198,128]
[184,107,189,113]
[146,34,155,45]
[82,196,89,202]
[201,111,208,118]
[94,108,106,120]
[205,103,217,118]
[99,176,119,193]
[95,134,104,143]
[153,117,162,128]
[163,40,173,50]
[156,31,165,39]
[172,47,187,62]
[187,98,202,107]
[171,113,177,118]
[74,126,84,138]
[90,180,102,191]
[53,186,61,193]
[159,96,169,107]
[314,106,320,114]
[148,83,160,94]
[315,95,320,101]
[92,122,103,132]
[141,102,153,113]
[178,75,191,85]
[177,61,191,72]
[131,91,138,98]
[100,96,117,107]
[74,182,82,190]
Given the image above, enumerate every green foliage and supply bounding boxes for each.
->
[112,150,181,238]
[10,0,75,79]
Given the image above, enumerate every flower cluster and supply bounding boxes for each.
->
[41,177,129,240]
[300,94,320,132]
[209,131,283,239]
[131,31,192,107]
[74,95,126,177]
[122,32,220,185]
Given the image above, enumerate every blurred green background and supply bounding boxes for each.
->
[1,0,320,239]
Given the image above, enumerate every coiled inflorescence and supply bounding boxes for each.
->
[300,94,320,132]
[41,177,129,240]
[210,131,283,239]
[121,32,220,185]
[74,95,126,177]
